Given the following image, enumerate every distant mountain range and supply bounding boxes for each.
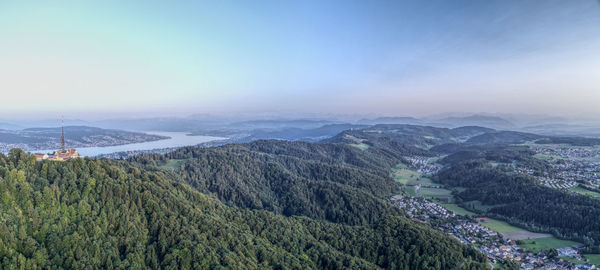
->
[2,113,598,148]
[0,122,22,130]
[432,115,515,128]
[357,116,423,125]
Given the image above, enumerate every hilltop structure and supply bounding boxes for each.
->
[34,118,80,161]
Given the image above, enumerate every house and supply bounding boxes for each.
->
[53,148,80,160]
[34,153,49,161]
[35,149,79,161]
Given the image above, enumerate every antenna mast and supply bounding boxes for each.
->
[60,116,65,150]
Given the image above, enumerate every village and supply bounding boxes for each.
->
[530,145,600,188]
[394,154,599,269]
[510,145,600,198]
[392,194,596,269]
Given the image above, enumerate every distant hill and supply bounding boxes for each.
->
[0,122,21,130]
[521,123,600,137]
[465,131,542,144]
[433,114,514,129]
[450,126,496,137]
[357,116,423,125]
[326,124,495,149]
[236,124,369,142]
[93,117,217,132]
[229,119,340,129]
[0,126,168,152]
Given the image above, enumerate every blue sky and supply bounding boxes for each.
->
[1,0,599,118]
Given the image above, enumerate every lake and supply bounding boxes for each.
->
[30,131,226,157]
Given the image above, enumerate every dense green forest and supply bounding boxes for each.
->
[0,148,489,269]
[132,140,414,226]
[7,124,597,269]
[133,141,432,225]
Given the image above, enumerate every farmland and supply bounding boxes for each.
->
[440,203,476,216]
[391,164,421,184]
[518,237,582,253]
[419,187,452,198]
[478,218,521,233]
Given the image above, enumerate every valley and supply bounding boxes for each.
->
[5,1,598,268]
[2,121,600,269]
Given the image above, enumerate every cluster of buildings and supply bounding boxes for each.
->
[33,121,80,161]
[439,219,498,245]
[393,152,600,269]
[531,146,600,188]
[390,192,598,269]
[533,146,600,160]
[444,217,594,269]
[34,148,80,161]
[403,156,443,175]
[539,178,579,190]
[391,195,455,221]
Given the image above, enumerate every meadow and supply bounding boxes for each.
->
[518,237,582,253]
[571,187,600,198]
[441,203,475,216]
[350,143,370,151]
[391,164,421,184]
[478,218,522,233]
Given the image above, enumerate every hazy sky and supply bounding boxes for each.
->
[1,0,599,118]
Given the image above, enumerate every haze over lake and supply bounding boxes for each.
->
[30,131,225,157]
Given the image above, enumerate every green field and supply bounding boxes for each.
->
[391,164,421,184]
[454,187,467,192]
[571,187,600,198]
[441,203,476,216]
[583,254,600,266]
[478,218,522,233]
[463,200,504,212]
[158,159,187,170]
[350,143,370,151]
[402,185,418,196]
[533,153,563,161]
[518,237,582,253]
[419,187,452,197]
[419,177,434,183]
[560,256,587,265]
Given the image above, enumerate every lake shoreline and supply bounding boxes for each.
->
[22,131,227,157]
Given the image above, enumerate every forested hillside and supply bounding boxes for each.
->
[132,140,409,226]
[0,149,489,269]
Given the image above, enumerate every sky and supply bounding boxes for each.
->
[1,0,599,119]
